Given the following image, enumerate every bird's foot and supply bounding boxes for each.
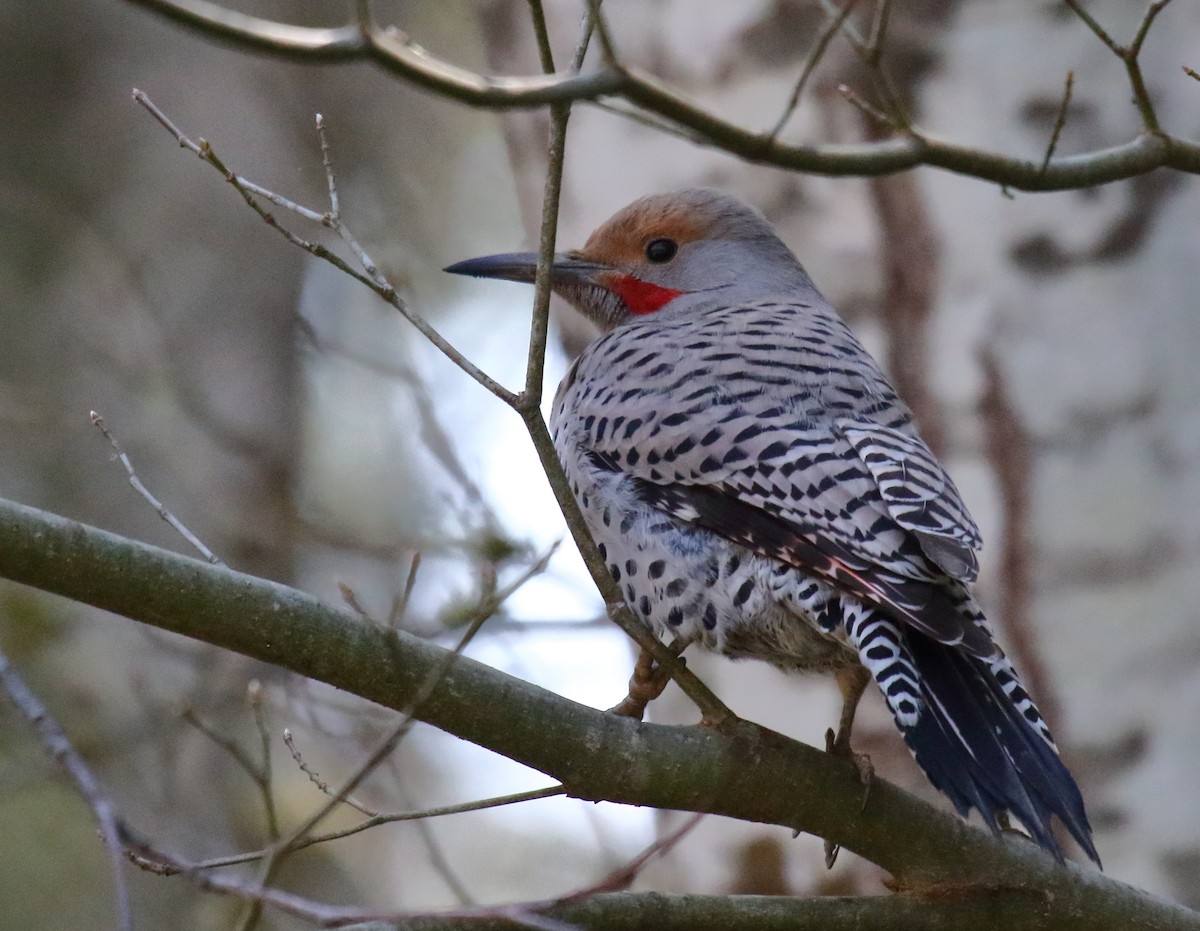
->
[825,725,874,808]
[822,726,874,869]
[607,648,675,720]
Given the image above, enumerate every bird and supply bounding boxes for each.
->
[445,188,1099,867]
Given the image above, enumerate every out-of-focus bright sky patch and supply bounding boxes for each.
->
[434,291,604,624]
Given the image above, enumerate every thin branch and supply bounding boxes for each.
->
[248,681,280,841]
[1040,71,1075,174]
[768,0,860,141]
[178,785,566,871]
[388,551,423,629]
[518,9,594,409]
[181,707,262,782]
[583,0,618,65]
[284,728,377,816]
[0,648,134,931]
[478,6,730,723]
[526,0,557,73]
[1064,0,1174,132]
[1062,0,1121,55]
[852,0,909,130]
[132,90,518,404]
[122,827,575,931]
[1125,0,1174,131]
[267,543,557,869]
[836,83,901,131]
[337,582,373,621]
[1130,0,1173,59]
[558,813,703,903]
[91,411,222,565]
[864,0,893,62]
[388,763,477,906]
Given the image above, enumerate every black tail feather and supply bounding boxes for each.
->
[901,631,1100,867]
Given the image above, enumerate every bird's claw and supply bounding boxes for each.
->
[822,725,874,869]
[825,726,874,809]
[607,649,675,720]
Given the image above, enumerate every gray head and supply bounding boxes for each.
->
[445,189,818,331]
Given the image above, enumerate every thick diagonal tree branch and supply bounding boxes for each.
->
[1,496,1197,930]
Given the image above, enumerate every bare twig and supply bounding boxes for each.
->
[1064,0,1174,132]
[768,0,860,141]
[238,681,280,931]
[337,582,373,621]
[122,827,576,931]
[168,785,566,871]
[836,83,901,130]
[91,410,222,565]
[583,0,617,65]
[256,543,558,893]
[132,90,517,403]
[854,0,909,130]
[387,761,477,906]
[499,6,734,726]
[557,813,703,903]
[388,551,423,629]
[247,681,280,840]
[0,648,133,931]
[518,9,594,409]
[864,0,893,62]
[527,0,557,73]
[284,728,377,816]
[1040,71,1075,175]
[181,707,262,782]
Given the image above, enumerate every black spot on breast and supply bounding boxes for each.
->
[733,578,755,607]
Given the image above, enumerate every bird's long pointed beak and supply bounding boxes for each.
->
[443,251,609,285]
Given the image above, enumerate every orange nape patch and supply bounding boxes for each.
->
[579,198,716,267]
[599,272,684,315]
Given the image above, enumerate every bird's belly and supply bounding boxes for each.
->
[568,455,856,674]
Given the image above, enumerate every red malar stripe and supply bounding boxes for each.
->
[607,274,684,315]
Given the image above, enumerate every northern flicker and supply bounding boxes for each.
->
[446,188,1098,866]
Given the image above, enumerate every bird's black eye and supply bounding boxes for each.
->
[645,238,678,263]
